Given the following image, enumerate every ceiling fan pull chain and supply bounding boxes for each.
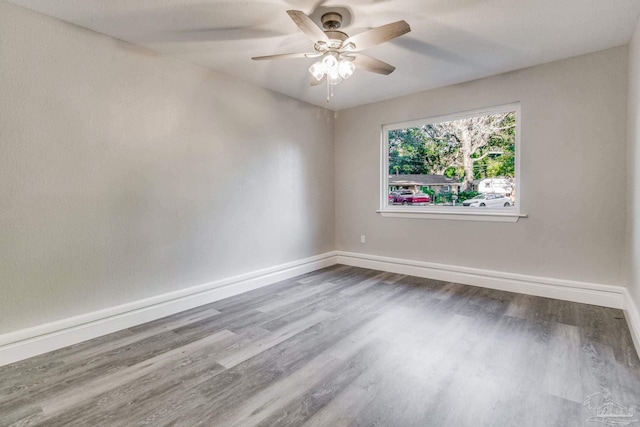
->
[326,78,331,102]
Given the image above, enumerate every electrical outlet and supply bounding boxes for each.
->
[360,235,366,243]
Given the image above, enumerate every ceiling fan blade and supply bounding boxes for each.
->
[287,10,329,43]
[352,53,396,75]
[343,20,411,51]
[310,75,326,86]
[252,52,321,61]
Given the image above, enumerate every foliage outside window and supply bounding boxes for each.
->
[381,103,520,217]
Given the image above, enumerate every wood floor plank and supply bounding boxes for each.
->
[0,328,135,390]
[1,331,189,416]
[39,329,236,418]
[339,271,398,296]
[255,283,338,313]
[215,310,334,369]
[542,323,587,403]
[35,328,271,427]
[205,346,343,427]
[252,339,390,427]
[347,314,483,427]
[301,383,373,427]
[190,313,378,423]
[1,265,639,427]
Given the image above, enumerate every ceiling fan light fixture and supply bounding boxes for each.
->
[310,53,353,86]
[327,68,343,85]
[321,52,339,71]
[253,10,411,102]
[309,62,326,81]
[338,59,355,79]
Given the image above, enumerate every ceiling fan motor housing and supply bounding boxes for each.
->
[321,12,342,30]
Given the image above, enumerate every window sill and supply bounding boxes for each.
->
[377,208,527,222]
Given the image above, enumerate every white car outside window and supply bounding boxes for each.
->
[462,193,512,207]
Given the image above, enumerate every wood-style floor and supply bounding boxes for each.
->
[2,265,640,427]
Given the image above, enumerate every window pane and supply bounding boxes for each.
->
[386,108,517,209]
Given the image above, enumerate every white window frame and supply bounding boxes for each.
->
[379,103,525,222]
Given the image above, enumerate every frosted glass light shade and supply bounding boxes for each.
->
[308,62,326,81]
[322,53,339,71]
[327,68,343,85]
[338,60,355,79]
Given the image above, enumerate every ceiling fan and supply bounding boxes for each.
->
[252,10,410,101]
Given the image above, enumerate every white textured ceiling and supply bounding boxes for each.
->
[8,0,640,110]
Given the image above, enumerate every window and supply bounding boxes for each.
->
[380,103,522,221]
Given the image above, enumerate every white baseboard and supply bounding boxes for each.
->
[623,289,640,358]
[0,252,339,367]
[336,251,625,309]
[2,250,635,367]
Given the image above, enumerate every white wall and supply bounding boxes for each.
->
[0,2,335,334]
[0,0,634,340]
[335,47,628,287]
[628,17,640,308]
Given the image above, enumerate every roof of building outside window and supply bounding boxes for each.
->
[388,174,459,186]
